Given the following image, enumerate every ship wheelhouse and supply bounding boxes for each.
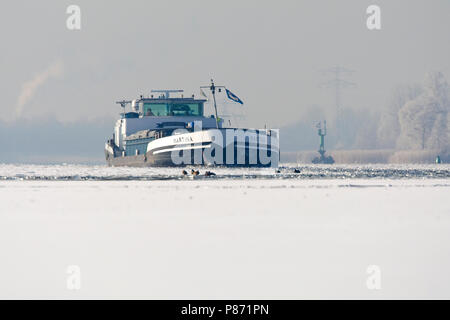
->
[113,92,219,158]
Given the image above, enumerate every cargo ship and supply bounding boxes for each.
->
[105,80,279,167]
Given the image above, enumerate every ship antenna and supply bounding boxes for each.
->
[150,89,183,99]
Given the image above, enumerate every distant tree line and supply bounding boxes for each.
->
[282,71,449,161]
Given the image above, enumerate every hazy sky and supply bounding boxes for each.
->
[1,0,449,129]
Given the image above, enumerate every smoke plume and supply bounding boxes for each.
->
[16,60,64,117]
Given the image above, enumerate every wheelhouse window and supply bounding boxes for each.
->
[143,103,166,116]
[143,103,203,117]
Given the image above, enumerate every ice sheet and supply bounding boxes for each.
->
[0,164,449,299]
[1,163,449,180]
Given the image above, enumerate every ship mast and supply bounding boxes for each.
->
[115,100,132,117]
[116,100,132,108]
[201,79,225,129]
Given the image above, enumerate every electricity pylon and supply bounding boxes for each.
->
[320,66,355,147]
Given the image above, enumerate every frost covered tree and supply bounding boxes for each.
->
[377,84,422,148]
[397,71,449,152]
[397,99,436,149]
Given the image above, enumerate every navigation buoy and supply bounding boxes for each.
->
[312,120,335,164]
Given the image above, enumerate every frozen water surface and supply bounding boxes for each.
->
[1,163,449,181]
[0,163,449,299]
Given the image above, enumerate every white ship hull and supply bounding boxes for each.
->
[106,128,279,167]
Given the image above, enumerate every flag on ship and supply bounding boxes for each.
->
[225,89,243,104]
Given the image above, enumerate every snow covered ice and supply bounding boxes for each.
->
[0,164,449,298]
[1,163,449,180]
